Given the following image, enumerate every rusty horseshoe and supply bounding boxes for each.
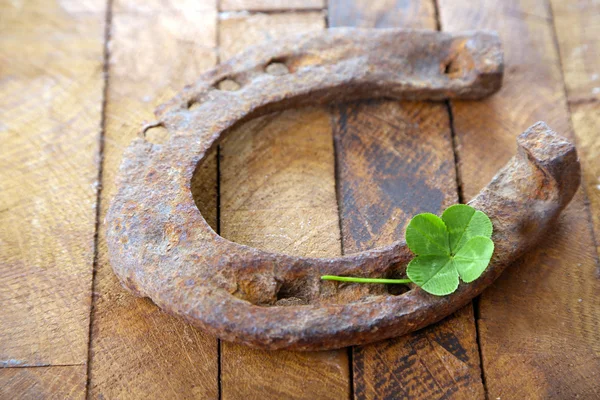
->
[106,29,580,350]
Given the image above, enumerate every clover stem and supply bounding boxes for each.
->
[320,275,413,284]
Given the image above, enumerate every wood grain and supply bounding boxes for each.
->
[550,0,600,104]
[218,11,326,61]
[219,108,344,257]
[328,0,435,29]
[328,1,485,398]
[3,0,598,398]
[0,0,105,368]
[438,0,600,398]
[87,1,219,398]
[220,0,325,12]
[0,366,86,400]
[569,104,600,257]
[550,0,600,258]
[217,11,350,400]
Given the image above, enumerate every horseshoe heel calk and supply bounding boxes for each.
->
[106,29,580,350]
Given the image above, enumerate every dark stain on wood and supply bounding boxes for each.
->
[333,101,448,253]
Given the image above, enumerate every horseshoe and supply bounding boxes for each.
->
[106,29,580,350]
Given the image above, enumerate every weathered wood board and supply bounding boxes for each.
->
[551,0,600,257]
[87,0,219,398]
[0,0,105,393]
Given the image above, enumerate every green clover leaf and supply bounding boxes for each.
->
[442,204,493,253]
[406,204,494,296]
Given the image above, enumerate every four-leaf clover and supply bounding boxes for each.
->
[321,204,495,296]
[405,204,494,296]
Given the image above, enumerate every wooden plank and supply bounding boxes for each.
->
[220,0,325,12]
[218,11,350,400]
[550,0,600,104]
[0,365,86,400]
[87,1,219,398]
[0,0,106,368]
[218,11,326,60]
[219,108,345,258]
[329,0,435,28]
[328,1,485,398]
[569,104,600,257]
[550,0,600,257]
[438,0,600,398]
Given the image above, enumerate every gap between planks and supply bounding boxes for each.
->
[324,11,354,399]
[216,8,223,398]
[1,364,85,369]
[85,0,114,397]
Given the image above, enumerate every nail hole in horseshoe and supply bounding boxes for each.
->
[216,78,241,91]
[143,122,169,144]
[384,266,412,295]
[386,283,411,296]
[275,277,311,306]
[187,99,201,110]
[265,60,289,76]
[442,57,461,78]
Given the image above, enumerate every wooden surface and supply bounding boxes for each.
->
[0,366,87,400]
[0,0,106,394]
[1,0,598,399]
[220,0,325,11]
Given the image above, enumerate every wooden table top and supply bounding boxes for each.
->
[1,0,598,399]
